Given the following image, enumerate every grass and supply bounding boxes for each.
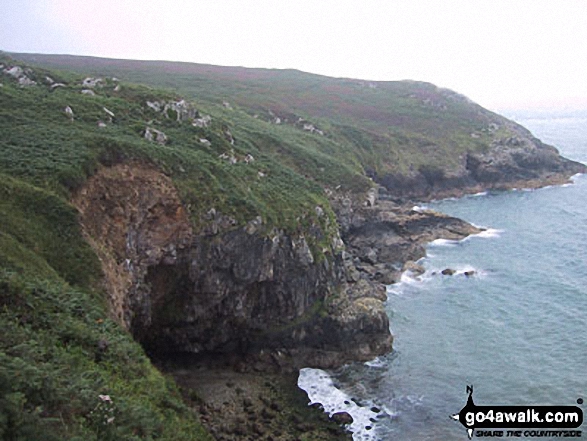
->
[0,271,212,441]
[0,51,540,439]
[0,172,211,439]
[8,52,529,182]
[0,53,357,440]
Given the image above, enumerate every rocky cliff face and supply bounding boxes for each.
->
[331,188,482,285]
[376,125,587,200]
[73,162,392,371]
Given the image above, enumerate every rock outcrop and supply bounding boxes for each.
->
[73,162,392,371]
[331,187,481,284]
[376,125,587,200]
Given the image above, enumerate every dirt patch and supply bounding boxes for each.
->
[71,161,192,329]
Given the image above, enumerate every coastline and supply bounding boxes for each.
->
[295,169,586,440]
[146,168,587,441]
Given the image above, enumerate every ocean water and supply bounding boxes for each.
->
[298,114,587,440]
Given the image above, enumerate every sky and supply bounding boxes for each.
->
[1,0,587,113]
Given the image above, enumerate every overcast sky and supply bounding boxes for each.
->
[1,0,586,112]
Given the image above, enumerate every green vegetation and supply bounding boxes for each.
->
[0,51,533,439]
[0,57,218,439]
[0,271,212,441]
[8,53,520,179]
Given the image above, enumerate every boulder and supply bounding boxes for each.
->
[441,268,456,276]
[163,99,197,121]
[331,411,353,425]
[64,106,74,121]
[82,77,103,88]
[4,66,23,78]
[144,127,168,145]
[193,115,212,128]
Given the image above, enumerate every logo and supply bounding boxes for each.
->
[451,386,583,439]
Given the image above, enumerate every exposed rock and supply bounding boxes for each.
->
[4,66,23,78]
[331,412,353,425]
[223,101,232,109]
[64,106,74,121]
[144,127,168,145]
[146,100,162,112]
[170,368,352,440]
[200,138,212,147]
[97,121,107,128]
[329,190,481,288]
[403,260,425,276]
[163,99,197,121]
[3,65,37,87]
[73,162,392,371]
[376,124,587,200]
[464,270,476,277]
[82,77,103,88]
[72,163,193,329]
[441,268,456,276]
[244,154,255,163]
[81,89,95,96]
[18,76,36,87]
[193,115,212,128]
[103,107,115,118]
[244,216,263,235]
[219,151,237,163]
[362,247,378,265]
[51,83,66,89]
[366,187,377,207]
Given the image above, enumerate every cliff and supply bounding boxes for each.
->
[71,162,392,371]
[1,52,585,439]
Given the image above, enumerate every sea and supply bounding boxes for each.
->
[298,111,587,440]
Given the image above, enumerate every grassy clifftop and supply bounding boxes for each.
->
[1,52,582,439]
[10,52,539,181]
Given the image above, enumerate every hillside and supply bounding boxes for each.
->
[1,52,584,440]
[11,52,585,199]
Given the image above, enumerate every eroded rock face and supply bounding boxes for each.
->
[72,163,193,331]
[376,129,587,200]
[331,188,481,284]
[73,162,392,370]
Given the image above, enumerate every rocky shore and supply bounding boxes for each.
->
[156,172,587,440]
[148,185,487,440]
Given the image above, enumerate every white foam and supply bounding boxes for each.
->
[298,368,391,441]
[471,191,488,197]
[429,238,460,247]
[473,228,504,239]
[364,357,387,368]
[398,271,423,284]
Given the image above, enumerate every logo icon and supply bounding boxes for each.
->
[451,385,583,439]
